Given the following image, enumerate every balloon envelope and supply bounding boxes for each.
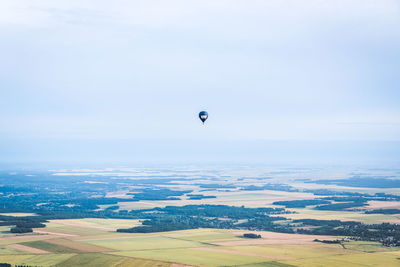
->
[199,111,208,124]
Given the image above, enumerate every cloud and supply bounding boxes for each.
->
[1,1,399,31]
[0,0,399,143]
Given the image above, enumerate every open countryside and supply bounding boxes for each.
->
[0,167,399,266]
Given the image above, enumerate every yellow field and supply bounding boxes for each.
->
[0,219,398,266]
[110,247,269,266]
[277,208,400,224]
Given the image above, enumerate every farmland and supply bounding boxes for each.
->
[0,166,399,266]
[0,221,398,266]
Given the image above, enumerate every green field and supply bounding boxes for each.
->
[1,192,400,267]
[84,235,207,251]
[0,218,397,266]
[110,247,269,266]
[20,254,76,266]
[279,208,400,224]
[56,253,126,267]
[21,240,84,253]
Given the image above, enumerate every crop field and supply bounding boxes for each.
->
[276,207,400,224]
[0,218,398,267]
[48,218,142,231]
[0,167,399,266]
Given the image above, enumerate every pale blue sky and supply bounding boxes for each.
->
[0,1,399,164]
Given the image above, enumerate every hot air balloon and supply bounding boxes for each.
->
[199,111,208,124]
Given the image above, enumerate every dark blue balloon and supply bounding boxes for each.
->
[199,111,208,124]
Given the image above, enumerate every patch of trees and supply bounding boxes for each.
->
[243,233,261,238]
[147,205,287,218]
[304,189,400,201]
[118,215,228,233]
[319,194,400,203]
[365,209,400,214]
[236,218,294,233]
[319,196,368,203]
[117,205,288,233]
[273,199,330,208]
[15,221,46,228]
[293,219,344,227]
[0,215,47,227]
[305,176,400,188]
[304,189,369,197]
[127,188,191,201]
[314,202,367,211]
[313,239,341,244]
[105,205,119,211]
[10,227,33,233]
[0,215,46,233]
[309,195,370,211]
[117,214,287,234]
[241,184,298,192]
[302,191,400,211]
[296,219,400,246]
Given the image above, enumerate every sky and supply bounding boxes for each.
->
[0,0,399,165]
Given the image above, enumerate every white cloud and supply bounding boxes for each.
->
[1,0,399,31]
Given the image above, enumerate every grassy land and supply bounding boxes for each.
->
[0,246,28,255]
[0,219,398,266]
[84,235,207,251]
[280,208,400,224]
[0,213,399,267]
[22,240,82,253]
[0,255,36,265]
[56,253,126,267]
[76,218,142,229]
[21,238,112,254]
[284,251,400,267]
[235,263,296,267]
[19,254,76,266]
[110,247,269,266]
